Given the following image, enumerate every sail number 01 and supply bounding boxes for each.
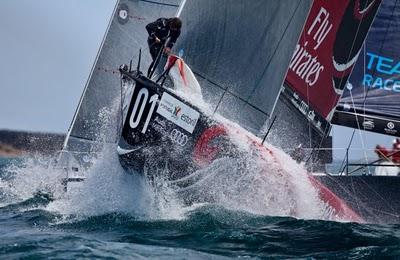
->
[129,88,159,134]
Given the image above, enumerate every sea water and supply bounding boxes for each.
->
[1,153,400,259]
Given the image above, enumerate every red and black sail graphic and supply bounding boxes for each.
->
[284,0,381,129]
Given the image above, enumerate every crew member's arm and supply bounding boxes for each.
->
[375,145,389,159]
[146,18,163,40]
[166,29,181,48]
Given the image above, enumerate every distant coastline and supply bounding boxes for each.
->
[0,143,24,157]
[0,129,65,157]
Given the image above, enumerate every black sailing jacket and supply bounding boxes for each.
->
[145,18,181,48]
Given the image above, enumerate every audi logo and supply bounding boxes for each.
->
[170,129,188,146]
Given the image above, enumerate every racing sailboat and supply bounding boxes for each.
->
[59,0,383,222]
[314,0,400,223]
[56,0,181,186]
[118,0,315,197]
[116,0,382,221]
[270,0,400,223]
[271,0,382,168]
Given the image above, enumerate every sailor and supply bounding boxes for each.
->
[146,17,182,75]
[375,144,389,159]
[392,139,400,163]
[394,138,400,150]
[375,141,400,164]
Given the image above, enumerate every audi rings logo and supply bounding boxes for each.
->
[170,129,188,146]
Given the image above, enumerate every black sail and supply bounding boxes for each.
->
[333,0,400,137]
[175,0,312,134]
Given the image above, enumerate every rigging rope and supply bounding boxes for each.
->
[337,129,355,175]
[310,0,380,171]
[343,1,398,174]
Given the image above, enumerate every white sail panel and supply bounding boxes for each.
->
[65,0,181,153]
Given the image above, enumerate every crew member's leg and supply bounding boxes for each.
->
[147,39,162,76]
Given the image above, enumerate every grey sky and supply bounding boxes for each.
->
[0,1,395,161]
[0,0,116,133]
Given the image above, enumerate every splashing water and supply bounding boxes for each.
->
[0,90,348,224]
[0,133,343,224]
[47,147,189,221]
[0,103,189,221]
[173,145,337,221]
[0,156,65,208]
[0,149,191,222]
[165,114,340,220]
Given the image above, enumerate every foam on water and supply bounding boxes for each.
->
[0,150,190,221]
[47,147,189,221]
[0,81,349,224]
[0,156,65,208]
[0,135,342,223]
[174,143,337,221]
